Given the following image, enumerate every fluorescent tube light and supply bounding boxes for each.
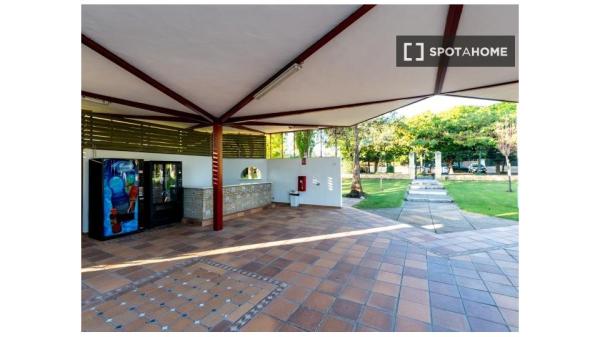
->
[253,63,302,100]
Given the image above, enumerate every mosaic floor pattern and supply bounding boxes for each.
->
[82,259,286,332]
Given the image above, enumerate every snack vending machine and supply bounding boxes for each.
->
[143,161,183,228]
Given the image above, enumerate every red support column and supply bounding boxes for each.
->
[212,124,224,231]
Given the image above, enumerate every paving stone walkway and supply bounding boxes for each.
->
[347,178,517,234]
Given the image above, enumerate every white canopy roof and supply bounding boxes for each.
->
[82,4,518,134]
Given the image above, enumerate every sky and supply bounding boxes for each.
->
[391,95,497,118]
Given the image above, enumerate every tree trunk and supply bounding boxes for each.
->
[374,158,380,174]
[505,155,512,192]
[495,162,501,175]
[447,159,454,174]
[366,161,370,174]
[349,125,363,197]
[419,156,424,174]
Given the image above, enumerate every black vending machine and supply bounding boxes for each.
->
[143,161,183,228]
[88,158,144,240]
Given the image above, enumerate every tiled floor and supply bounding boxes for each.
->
[82,204,518,332]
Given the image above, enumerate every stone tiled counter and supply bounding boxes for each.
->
[184,182,272,225]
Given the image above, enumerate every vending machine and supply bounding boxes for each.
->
[88,159,143,240]
[143,161,183,228]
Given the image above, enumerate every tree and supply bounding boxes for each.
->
[267,133,284,159]
[494,118,517,192]
[348,125,364,197]
[294,130,315,160]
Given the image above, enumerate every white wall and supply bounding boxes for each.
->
[222,158,268,185]
[81,149,267,232]
[267,157,342,207]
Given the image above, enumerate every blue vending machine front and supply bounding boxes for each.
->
[89,158,143,240]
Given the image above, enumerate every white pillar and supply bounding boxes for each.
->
[435,151,442,180]
[409,152,416,179]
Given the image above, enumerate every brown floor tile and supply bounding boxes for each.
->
[258,265,282,277]
[286,261,309,272]
[340,286,370,304]
[320,315,354,332]
[282,285,311,303]
[367,292,396,312]
[183,322,210,332]
[171,318,195,331]
[294,273,322,289]
[241,313,282,332]
[263,297,299,321]
[318,279,343,295]
[395,315,432,332]
[315,258,338,268]
[372,280,400,297]
[357,324,378,332]
[288,307,323,331]
[402,275,429,290]
[305,265,330,278]
[360,306,393,331]
[82,316,115,332]
[84,273,131,293]
[400,286,430,305]
[331,298,362,320]
[397,299,431,324]
[348,276,375,291]
[278,323,306,332]
[121,318,147,332]
[304,291,335,312]
[380,262,403,273]
[377,271,402,284]
[202,312,226,329]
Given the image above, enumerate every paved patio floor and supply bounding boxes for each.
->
[82,205,518,332]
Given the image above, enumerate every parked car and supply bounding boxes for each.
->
[468,163,487,174]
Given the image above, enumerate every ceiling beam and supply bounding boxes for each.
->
[228,125,265,134]
[226,93,430,123]
[441,80,519,94]
[217,4,377,123]
[82,34,215,122]
[231,121,341,128]
[433,5,463,94]
[441,93,517,103]
[82,91,210,123]
[85,112,203,123]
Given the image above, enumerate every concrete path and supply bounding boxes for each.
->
[344,178,517,234]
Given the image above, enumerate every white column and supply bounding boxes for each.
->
[409,152,416,179]
[435,151,442,180]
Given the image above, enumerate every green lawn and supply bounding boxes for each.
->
[342,178,410,209]
[443,180,519,220]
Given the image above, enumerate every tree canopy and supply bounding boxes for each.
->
[268,102,517,169]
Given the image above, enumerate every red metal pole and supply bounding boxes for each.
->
[212,124,223,231]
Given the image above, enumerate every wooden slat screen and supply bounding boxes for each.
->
[223,133,266,158]
[82,112,266,158]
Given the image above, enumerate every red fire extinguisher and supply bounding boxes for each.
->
[298,176,306,192]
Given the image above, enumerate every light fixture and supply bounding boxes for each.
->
[82,96,110,105]
[253,63,302,100]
